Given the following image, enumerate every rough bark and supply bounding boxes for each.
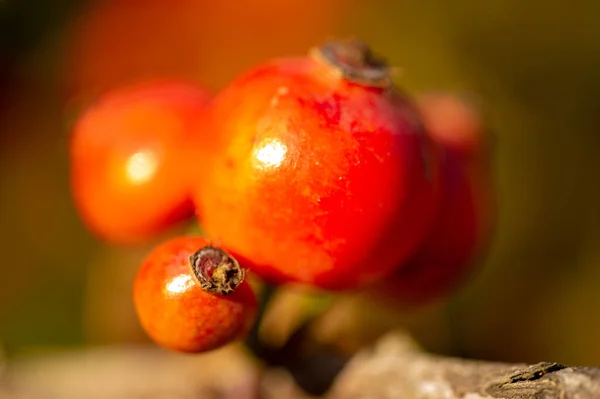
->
[1,333,600,399]
[329,333,600,399]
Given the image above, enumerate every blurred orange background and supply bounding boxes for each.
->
[1,0,600,367]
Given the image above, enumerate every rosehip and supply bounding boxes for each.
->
[192,41,441,290]
[70,80,211,244]
[133,236,257,353]
[373,150,490,305]
[372,94,494,305]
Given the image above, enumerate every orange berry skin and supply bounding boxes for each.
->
[70,81,210,244]
[192,55,441,290]
[133,236,257,353]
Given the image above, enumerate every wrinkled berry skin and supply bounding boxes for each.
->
[133,236,257,353]
[192,43,440,290]
[373,94,494,305]
[70,80,210,244]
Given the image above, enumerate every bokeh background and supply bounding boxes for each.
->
[1,0,600,368]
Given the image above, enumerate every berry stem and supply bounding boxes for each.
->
[243,283,349,396]
[243,283,278,361]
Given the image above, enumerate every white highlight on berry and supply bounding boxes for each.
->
[166,274,194,294]
[253,138,287,170]
[126,149,159,184]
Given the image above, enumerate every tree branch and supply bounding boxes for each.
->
[1,333,600,398]
[328,333,600,399]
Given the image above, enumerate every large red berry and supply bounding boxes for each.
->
[70,80,211,244]
[372,94,494,305]
[192,41,441,290]
[133,236,257,353]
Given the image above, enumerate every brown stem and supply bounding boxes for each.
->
[243,284,349,396]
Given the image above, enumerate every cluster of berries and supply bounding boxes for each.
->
[70,40,493,353]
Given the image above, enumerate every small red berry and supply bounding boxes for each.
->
[133,236,257,353]
[192,40,441,290]
[70,80,211,244]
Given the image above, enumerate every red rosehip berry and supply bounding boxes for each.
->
[374,150,491,305]
[70,80,211,244]
[192,40,441,290]
[133,236,257,353]
[372,94,494,305]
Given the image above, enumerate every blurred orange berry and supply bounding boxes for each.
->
[70,80,211,244]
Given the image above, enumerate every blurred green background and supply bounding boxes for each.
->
[1,0,600,367]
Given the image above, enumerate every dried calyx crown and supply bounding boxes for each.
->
[189,245,246,295]
[310,39,394,88]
